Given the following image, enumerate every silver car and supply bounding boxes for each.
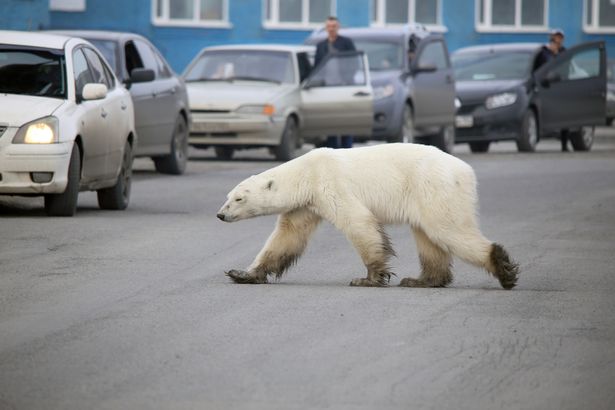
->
[183,44,373,160]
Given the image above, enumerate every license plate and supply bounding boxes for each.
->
[192,122,229,133]
[455,115,474,128]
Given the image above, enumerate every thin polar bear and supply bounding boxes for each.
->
[216,143,519,289]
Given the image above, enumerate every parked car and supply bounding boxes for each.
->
[183,44,373,160]
[452,42,606,153]
[48,30,191,174]
[306,25,457,153]
[606,60,615,125]
[0,30,136,216]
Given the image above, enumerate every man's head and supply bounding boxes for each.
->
[325,16,340,41]
[549,28,564,48]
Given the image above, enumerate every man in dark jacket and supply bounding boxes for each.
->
[314,16,356,149]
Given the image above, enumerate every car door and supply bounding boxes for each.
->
[83,46,128,178]
[126,39,176,156]
[410,37,456,127]
[72,47,109,182]
[534,41,606,130]
[299,51,373,137]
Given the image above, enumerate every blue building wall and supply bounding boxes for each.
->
[1,0,612,72]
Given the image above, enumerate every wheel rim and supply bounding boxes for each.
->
[527,113,538,148]
[173,119,188,163]
[402,106,413,143]
[582,126,594,146]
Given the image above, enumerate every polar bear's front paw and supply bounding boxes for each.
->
[399,277,427,287]
[226,270,268,284]
[349,278,387,287]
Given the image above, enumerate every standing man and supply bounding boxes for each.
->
[314,16,356,149]
[533,29,569,151]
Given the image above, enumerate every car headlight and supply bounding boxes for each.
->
[12,116,59,144]
[455,97,462,109]
[485,92,517,110]
[607,90,615,102]
[373,84,395,100]
[236,104,275,116]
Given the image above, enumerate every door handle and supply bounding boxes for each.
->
[101,109,108,118]
[354,91,371,97]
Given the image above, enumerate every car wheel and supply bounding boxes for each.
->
[215,146,234,160]
[431,124,455,154]
[517,110,538,152]
[44,143,80,217]
[153,115,188,175]
[569,126,594,151]
[390,104,413,143]
[97,140,132,210]
[274,116,298,161]
[469,141,490,153]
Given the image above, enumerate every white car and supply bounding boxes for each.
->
[0,31,137,216]
[183,44,374,160]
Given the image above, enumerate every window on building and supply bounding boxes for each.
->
[371,0,441,27]
[584,0,615,32]
[153,0,229,26]
[264,0,335,28]
[476,0,548,31]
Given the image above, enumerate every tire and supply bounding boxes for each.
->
[44,143,80,217]
[153,115,188,175]
[569,126,594,151]
[274,116,298,161]
[97,140,132,210]
[214,146,234,160]
[431,124,455,154]
[389,104,413,143]
[517,110,538,152]
[469,141,490,153]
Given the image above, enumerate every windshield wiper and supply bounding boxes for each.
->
[226,76,281,84]
[184,77,231,83]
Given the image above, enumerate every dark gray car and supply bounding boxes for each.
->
[49,30,191,174]
[452,42,606,153]
[306,25,457,153]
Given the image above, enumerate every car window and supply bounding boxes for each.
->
[418,41,448,70]
[297,52,312,82]
[308,52,367,87]
[152,48,173,78]
[87,39,120,75]
[452,51,533,81]
[131,39,160,78]
[83,47,114,89]
[550,48,600,81]
[73,48,95,97]
[124,41,145,77]
[184,50,295,84]
[0,48,66,98]
[353,39,404,71]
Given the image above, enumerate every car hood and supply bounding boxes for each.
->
[0,94,66,127]
[186,81,295,111]
[455,79,524,103]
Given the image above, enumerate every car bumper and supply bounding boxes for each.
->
[0,132,72,194]
[188,112,285,146]
[454,102,525,143]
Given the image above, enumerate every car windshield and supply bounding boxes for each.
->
[86,39,119,76]
[452,50,533,81]
[0,48,66,98]
[184,50,295,84]
[354,39,404,71]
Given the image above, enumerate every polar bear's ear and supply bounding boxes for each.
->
[266,180,274,190]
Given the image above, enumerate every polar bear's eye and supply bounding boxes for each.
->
[235,197,244,202]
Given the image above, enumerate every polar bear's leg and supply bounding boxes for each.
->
[329,205,395,287]
[400,227,453,287]
[226,208,321,284]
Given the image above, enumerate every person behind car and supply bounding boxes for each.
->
[314,16,356,149]
[533,29,571,151]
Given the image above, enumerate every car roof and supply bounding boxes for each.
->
[44,29,145,43]
[0,30,71,50]
[202,44,315,53]
[453,43,543,55]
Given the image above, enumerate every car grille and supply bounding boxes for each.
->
[457,102,483,115]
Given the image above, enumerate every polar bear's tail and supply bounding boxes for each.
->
[489,243,519,290]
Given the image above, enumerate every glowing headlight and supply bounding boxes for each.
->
[236,104,275,116]
[455,97,462,109]
[485,92,517,110]
[13,116,59,144]
[373,84,395,100]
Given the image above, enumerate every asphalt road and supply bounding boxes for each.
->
[1,132,615,410]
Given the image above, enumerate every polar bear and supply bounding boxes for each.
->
[217,143,519,289]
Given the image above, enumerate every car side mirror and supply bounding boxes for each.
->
[125,68,155,89]
[82,83,108,101]
[412,63,437,75]
[541,72,561,87]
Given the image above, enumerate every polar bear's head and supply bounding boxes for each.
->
[217,173,285,222]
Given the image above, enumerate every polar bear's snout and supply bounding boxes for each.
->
[217,212,226,221]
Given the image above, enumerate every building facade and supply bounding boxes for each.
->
[1,0,614,72]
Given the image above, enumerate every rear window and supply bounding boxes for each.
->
[0,47,67,98]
